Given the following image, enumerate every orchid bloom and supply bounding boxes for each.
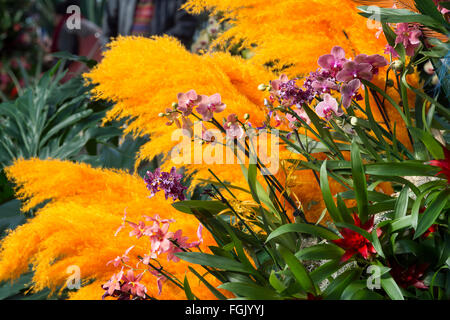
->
[147,222,174,256]
[340,79,361,108]
[196,93,226,122]
[223,113,244,139]
[315,94,343,121]
[177,90,200,116]
[332,214,381,262]
[102,270,124,297]
[107,245,135,267]
[317,46,347,76]
[270,74,289,92]
[394,23,422,57]
[336,61,373,82]
[311,79,339,93]
[149,269,167,295]
[128,221,149,239]
[121,270,147,299]
[354,54,388,75]
[384,44,399,58]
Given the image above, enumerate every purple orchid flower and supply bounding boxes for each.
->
[318,46,348,76]
[336,61,373,82]
[355,54,388,75]
[340,79,361,108]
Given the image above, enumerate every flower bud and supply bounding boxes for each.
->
[172,102,178,108]
[386,79,395,87]
[258,83,267,91]
[391,60,404,72]
[350,116,358,126]
[158,112,166,117]
[244,113,250,120]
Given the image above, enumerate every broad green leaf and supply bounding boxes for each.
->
[266,223,339,243]
[320,161,343,223]
[381,274,404,300]
[295,244,344,261]
[415,189,450,239]
[394,186,410,219]
[172,200,228,215]
[351,140,368,223]
[175,252,255,275]
[323,268,360,299]
[279,247,316,295]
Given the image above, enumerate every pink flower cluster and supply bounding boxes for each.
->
[103,212,204,299]
[267,46,388,126]
[164,89,248,141]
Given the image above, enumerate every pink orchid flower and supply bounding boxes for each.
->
[149,269,167,296]
[315,94,343,121]
[176,116,193,137]
[114,209,128,237]
[286,108,311,129]
[121,270,147,299]
[224,114,244,139]
[177,90,201,116]
[384,44,399,58]
[102,270,124,297]
[107,245,135,267]
[144,214,175,226]
[394,23,422,56]
[128,221,149,239]
[340,79,361,108]
[270,74,289,91]
[336,61,373,82]
[148,222,174,256]
[196,94,226,122]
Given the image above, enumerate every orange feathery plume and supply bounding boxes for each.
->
[0,159,222,299]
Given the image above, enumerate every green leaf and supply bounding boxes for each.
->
[409,127,445,159]
[323,268,361,299]
[357,6,448,34]
[415,189,450,239]
[172,200,228,215]
[219,282,280,300]
[188,267,227,300]
[269,270,286,293]
[310,260,342,284]
[266,223,339,243]
[381,273,404,300]
[279,247,316,295]
[175,252,255,274]
[394,186,410,219]
[365,162,439,177]
[183,275,196,300]
[295,244,344,260]
[414,0,448,24]
[351,140,369,223]
[320,161,343,223]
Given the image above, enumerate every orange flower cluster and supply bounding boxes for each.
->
[183,0,389,77]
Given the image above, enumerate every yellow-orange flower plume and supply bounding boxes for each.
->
[0,159,220,300]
